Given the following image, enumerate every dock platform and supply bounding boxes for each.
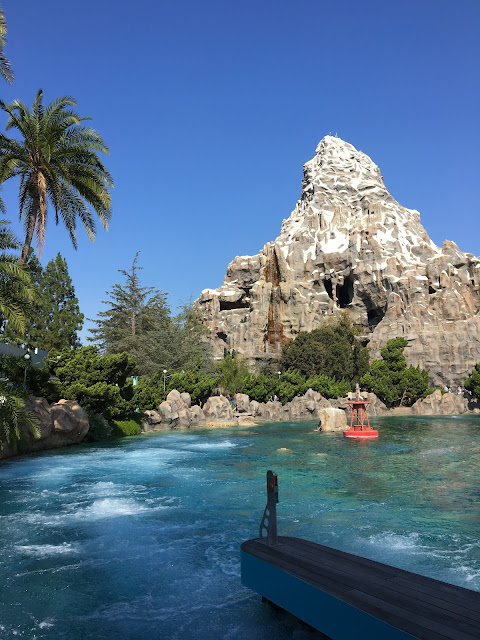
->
[241,536,480,639]
[241,472,480,640]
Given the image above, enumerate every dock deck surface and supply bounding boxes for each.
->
[241,536,480,640]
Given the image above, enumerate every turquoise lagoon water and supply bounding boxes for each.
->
[0,416,479,639]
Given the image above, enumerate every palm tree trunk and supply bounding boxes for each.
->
[20,214,36,263]
[20,172,46,263]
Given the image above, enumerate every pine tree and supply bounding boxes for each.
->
[2,252,83,350]
[173,301,212,371]
[88,253,177,376]
[38,253,84,351]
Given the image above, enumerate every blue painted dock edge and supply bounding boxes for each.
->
[241,550,418,640]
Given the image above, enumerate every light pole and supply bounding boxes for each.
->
[24,352,31,390]
[277,371,281,378]
[163,369,167,392]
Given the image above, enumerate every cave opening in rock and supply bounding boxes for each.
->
[323,278,333,300]
[216,331,228,342]
[428,285,436,295]
[367,308,385,329]
[219,299,250,311]
[336,276,354,308]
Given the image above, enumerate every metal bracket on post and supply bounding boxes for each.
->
[259,470,278,546]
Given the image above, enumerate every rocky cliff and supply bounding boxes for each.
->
[197,136,480,385]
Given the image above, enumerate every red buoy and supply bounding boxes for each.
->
[343,386,378,440]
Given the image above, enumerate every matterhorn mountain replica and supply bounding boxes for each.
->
[197,136,480,385]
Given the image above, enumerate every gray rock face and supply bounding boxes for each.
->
[197,136,480,386]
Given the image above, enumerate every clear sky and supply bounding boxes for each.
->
[1,0,479,342]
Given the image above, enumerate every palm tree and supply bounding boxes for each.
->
[0,219,35,333]
[0,90,113,262]
[0,7,13,84]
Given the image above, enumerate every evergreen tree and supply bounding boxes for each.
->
[361,337,431,406]
[88,253,177,376]
[1,251,83,351]
[173,301,212,371]
[464,363,480,397]
[280,314,369,383]
[37,253,84,351]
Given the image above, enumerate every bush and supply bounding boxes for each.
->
[167,369,215,403]
[131,374,166,412]
[84,411,113,442]
[464,363,480,397]
[214,352,249,394]
[111,418,142,437]
[305,374,351,399]
[242,373,278,403]
[361,338,431,406]
[46,346,136,420]
[280,314,369,382]
[276,370,308,404]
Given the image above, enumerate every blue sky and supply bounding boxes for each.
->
[1,0,479,342]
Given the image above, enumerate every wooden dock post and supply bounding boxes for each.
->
[259,470,278,546]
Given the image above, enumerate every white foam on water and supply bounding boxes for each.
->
[38,619,55,629]
[187,440,237,450]
[367,531,424,552]
[74,497,148,520]
[14,543,79,557]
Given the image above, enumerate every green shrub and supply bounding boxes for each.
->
[305,374,351,399]
[464,363,480,397]
[242,373,278,403]
[46,346,136,420]
[280,314,369,382]
[214,352,249,394]
[111,418,142,437]
[84,411,113,442]
[361,338,431,406]
[167,369,215,403]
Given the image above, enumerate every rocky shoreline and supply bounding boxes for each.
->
[1,388,478,461]
[0,397,89,460]
[142,388,480,433]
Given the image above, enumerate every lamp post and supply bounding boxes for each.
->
[277,371,281,378]
[24,352,31,390]
[163,369,167,392]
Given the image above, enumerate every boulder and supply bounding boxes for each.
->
[1,396,90,459]
[235,393,251,413]
[142,390,206,430]
[318,407,347,432]
[411,390,468,415]
[189,405,206,426]
[255,400,285,422]
[180,392,192,408]
[287,388,330,420]
[143,410,164,432]
[50,399,89,436]
[202,396,234,423]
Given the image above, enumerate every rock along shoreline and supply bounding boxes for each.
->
[142,388,480,433]
[2,388,478,461]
